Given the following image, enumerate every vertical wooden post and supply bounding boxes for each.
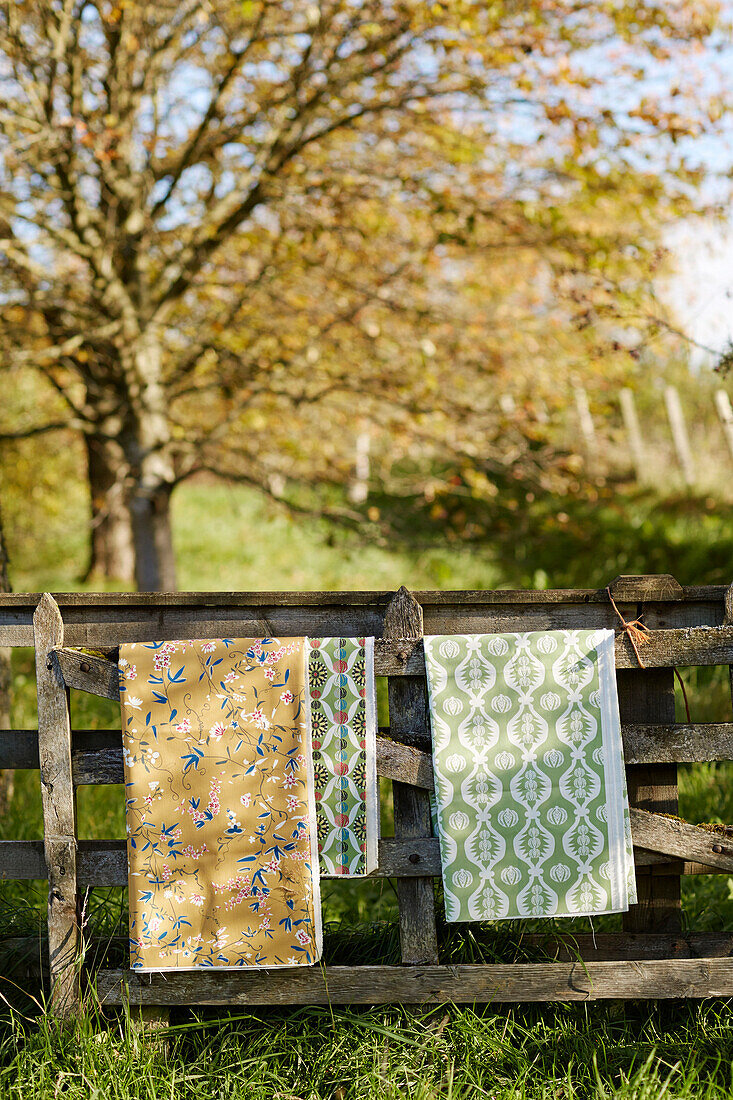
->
[724,583,733,715]
[34,593,82,1018]
[619,388,646,482]
[573,385,598,467]
[348,424,371,505]
[384,587,439,965]
[618,659,680,933]
[664,385,695,487]
[714,389,733,464]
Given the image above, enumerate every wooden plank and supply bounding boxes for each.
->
[33,593,81,1019]
[519,932,733,962]
[1,586,729,648]
[630,808,733,872]
[620,668,680,934]
[6,720,731,783]
[608,575,684,602]
[52,626,733,704]
[0,837,443,885]
[96,958,733,1005]
[623,722,733,764]
[384,588,439,966]
[10,930,733,969]
[1,836,726,884]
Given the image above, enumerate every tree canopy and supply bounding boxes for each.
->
[0,0,726,587]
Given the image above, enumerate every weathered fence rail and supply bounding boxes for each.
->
[3,575,733,1017]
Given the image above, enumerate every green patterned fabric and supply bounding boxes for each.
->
[307,637,378,876]
[424,630,636,922]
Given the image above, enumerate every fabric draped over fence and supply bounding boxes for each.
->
[308,637,379,876]
[424,630,636,922]
[120,637,322,971]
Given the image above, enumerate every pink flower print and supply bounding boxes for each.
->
[264,667,275,681]
[209,722,226,740]
[162,864,172,881]
[153,653,171,671]
[282,773,298,790]
[280,690,294,704]
[161,642,177,655]
[251,706,271,730]
[224,671,237,684]
[296,753,306,766]
[286,796,300,811]
[264,857,280,874]
[175,718,191,734]
[201,642,216,652]
[295,929,310,945]
[148,915,163,933]
[125,665,137,680]
[240,793,252,808]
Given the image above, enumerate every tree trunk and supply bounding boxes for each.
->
[121,331,178,592]
[84,434,135,584]
[129,481,177,591]
[0,501,13,814]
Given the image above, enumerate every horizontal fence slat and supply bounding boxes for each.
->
[6,932,733,974]
[96,958,733,1005]
[1,826,727,885]
[0,838,442,885]
[50,628,733,704]
[0,585,728,647]
[1,722,723,784]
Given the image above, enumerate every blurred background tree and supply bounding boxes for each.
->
[0,0,727,589]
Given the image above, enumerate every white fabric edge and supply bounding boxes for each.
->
[132,960,320,973]
[422,635,456,917]
[364,636,380,875]
[303,640,324,962]
[595,629,631,913]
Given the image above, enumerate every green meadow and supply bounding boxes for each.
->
[3,480,733,1099]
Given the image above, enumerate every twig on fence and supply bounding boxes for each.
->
[606,586,691,723]
[606,587,651,667]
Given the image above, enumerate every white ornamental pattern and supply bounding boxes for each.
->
[424,631,636,922]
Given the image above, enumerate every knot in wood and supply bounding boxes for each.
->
[408,852,421,864]
[712,843,724,855]
[79,660,90,673]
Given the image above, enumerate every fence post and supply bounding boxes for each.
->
[384,587,439,965]
[611,575,681,934]
[714,389,733,464]
[34,593,82,1018]
[664,385,695,487]
[348,425,371,505]
[619,388,646,482]
[573,385,598,467]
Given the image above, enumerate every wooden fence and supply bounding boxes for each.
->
[4,577,733,1018]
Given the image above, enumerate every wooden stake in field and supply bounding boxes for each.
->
[348,425,371,505]
[573,385,598,468]
[619,387,646,482]
[714,389,733,464]
[664,385,695,487]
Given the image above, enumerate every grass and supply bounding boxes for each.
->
[3,474,733,1097]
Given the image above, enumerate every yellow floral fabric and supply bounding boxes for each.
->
[119,637,322,972]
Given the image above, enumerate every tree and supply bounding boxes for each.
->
[0,0,724,588]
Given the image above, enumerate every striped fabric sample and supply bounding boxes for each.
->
[307,637,378,875]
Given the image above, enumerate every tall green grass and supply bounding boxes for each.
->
[3,478,733,1097]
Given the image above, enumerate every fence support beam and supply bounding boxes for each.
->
[34,592,81,1019]
[384,587,439,966]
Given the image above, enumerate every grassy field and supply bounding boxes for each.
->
[3,478,733,1098]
